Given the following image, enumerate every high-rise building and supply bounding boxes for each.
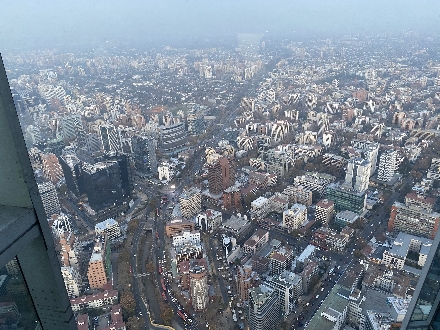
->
[315,199,334,225]
[132,135,157,176]
[61,114,86,147]
[0,58,75,328]
[159,122,188,156]
[388,193,440,239]
[265,271,302,317]
[351,139,379,176]
[99,124,121,154]
[248,284,281,330]
[236,265,259,301]
[87,236,111,289]
[41,153,64,184]
[59,153,82,197]
[344,157,371,193]
[95,218,121,241]
[61,267,82,298]
[179,187,202,219]
[38,181,61,218]
[324,182,367,214]
[189,259,208,311]
[282,204,307,232]
[377,149,398,182]
[401,229,440,329]
[269,246,293,275]
[208,157,236,195]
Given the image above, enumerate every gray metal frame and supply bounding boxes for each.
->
[401,228,440,329]
[0,54,75,329]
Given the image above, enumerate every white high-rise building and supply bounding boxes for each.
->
[61,266,82,298]
[282,204,307,231]
[377,150,398,182]
[95,218,121,240]
[38,181,61,218]
[345,158,371,193]
[99,124,121,154]
[351,140,379,176]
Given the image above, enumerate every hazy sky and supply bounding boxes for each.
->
[1,0,440,51]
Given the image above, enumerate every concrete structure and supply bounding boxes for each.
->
[236,264,259,302]
[195,209,222,232]
[99,124,121,154]
[165,219,195,237]
[351,139,379,176]
[300,261,319,294]
[265,271,302,317]
[179,187,201,219]
[306,284,349,330]
[158,161,171,182]
[315,199,334,225]
[223,185,242,210]
[282,204,307,232]
[293,172,335,195]
[335,210,359,227]
[41,153,64,184]
[243,229,269,255]
[189,259,208,311]
[87,237,111,289]
[61,266,82,298]
[70,290,118,312]
[94,218,121,240]
[208,157,236,195]
[377,149,399,182]
[388,194,440,239]
[38,181,61,218]
[172,230,201,247]
[251,196,270,221]
[248,284,280,330]
[312,227,349,252]
[269,246,293,275]
[282,185,313,207]
[382,232,433,270]
[159,122,188,156]
[345,157,371,193]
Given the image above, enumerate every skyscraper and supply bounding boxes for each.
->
[377,149,398,182]
[37,181,61,218]
[248,284,281,330]
[344,157,371,193]
[99,124,121,154]
[132,134,157,176]
[208,157,236,195]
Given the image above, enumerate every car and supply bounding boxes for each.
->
[139,312,143,316]
[316,295,319,299]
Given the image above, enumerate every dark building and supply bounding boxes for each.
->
[76,155,132,213]
[248,284,280,330]
[59,153,82,197]
[208,157,236,195]
[132,135,157,176]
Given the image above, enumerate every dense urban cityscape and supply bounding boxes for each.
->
[1,30,440,330]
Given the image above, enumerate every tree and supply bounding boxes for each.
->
[126,316,144,330]
[120,290,136,318]
[161,307,174,325]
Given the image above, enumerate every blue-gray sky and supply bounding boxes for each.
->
[1,0,440,51]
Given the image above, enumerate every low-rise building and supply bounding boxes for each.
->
[382,232,433,270]
[70,290,118,312]
[243,229,269,255]
[335,210,359,227]
[196,209,222,232]
[165,219,195,237]
[172,230,201,247]
[95,218,121,240]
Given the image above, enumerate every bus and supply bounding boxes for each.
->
[161,292,168,302]
[177,310,186,322]
[161,278,166,292]
[328,267,334,275]
[156,231,159,239]
[156,208,159,217]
